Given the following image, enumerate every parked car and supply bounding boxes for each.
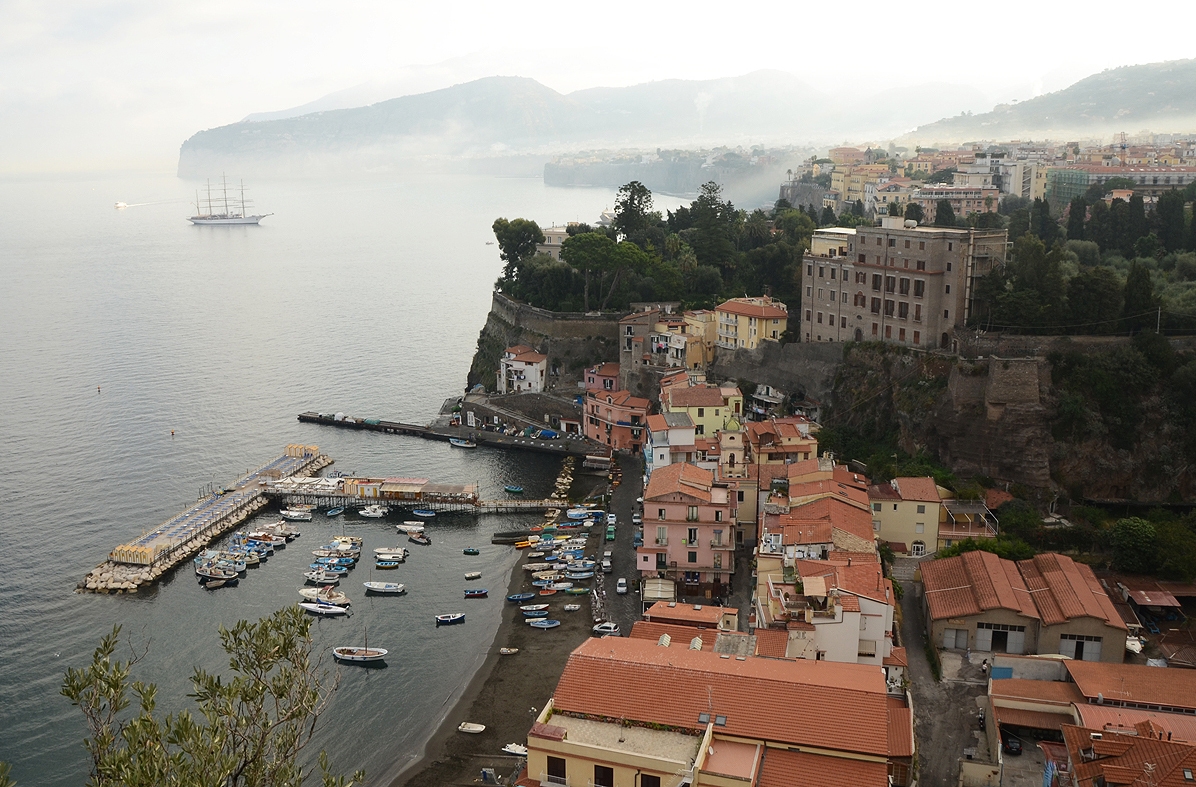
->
[616,578,628,595]
[631,513,642,525]
[606,513,617,525]
[592,622,620,636]
[601,558,612,574]
[1001,731,1022,756]
[602,550,613,560]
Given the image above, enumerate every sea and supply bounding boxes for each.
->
[0,171,686,785]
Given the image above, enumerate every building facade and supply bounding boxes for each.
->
[714,296,788,350]
[497,345,548,393]
[583,390,650,453]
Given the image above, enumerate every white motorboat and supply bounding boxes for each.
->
[374,546,408,555]
[303,570,340,586]
[458,722,486,734]
[298,587,350,606]
[501,743,528,756]
[332,646,388,663]
[465,571,482,580]
[360,505,389,518]
[298,601,348,616]
[280,509,312,522]
[363,581,406,594]
[396,522,425,534]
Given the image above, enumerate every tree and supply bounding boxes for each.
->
[773,209,816,247]
[689,181,740,274]
[491,218,544,279]
[1065,267,1123,333]
[61,607,363,787]
[903,202,924,223]
[560,232,617,312]
[819,206,837,226]
[1128,193,1150,250]
[1122,259,1156,333]
[933,199,956,227]
[741,209,772,250]
[1066,197,1087,241]
[613,181,654,241]
[1030,198,1059,244]
[851,199,865,217]
[1109,517,1158,574]
[1155,190,1187,252]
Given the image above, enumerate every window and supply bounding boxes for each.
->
[885,276,895,293]
[819,266,825,277]
[806,264,813,275]
[828,290,836,302]
[594,766,614,787]
[899,278,910,295]
[806,286,812,297]
[842,291,848,303]
[945,284,951,294]
[885,325,892,338]
[916,260,925,271]
[914,280,925,297]
[872,502,881,512]
[899,327,907,340]
[917,504,926,513]
[946,261,952,271]
[871,274,882,291]
[876,237,882,246]
[905,240,911,249]
[915,523,924,533]
[715,510,722,522]
[913,330,920,343]
[805,309,812,321]
[737,490,744,502]
[695,425,704,435]
[658,508,666,520]
[888,238,895,247]
[944,309,950,319]
[841,316,847,328]
[687,506,699,521]
[872,322,878,336]
[687,527,698,543]
[898,302,909,319]
[817,288,823,299]
[858,253,866,263]
[918,241,925,250]
[657,525,668,544]
[948,242,953,251]
[817,312,823,324]
[884,299,895,316]
[642,776,662,787]
[697,408,704,417]
[830,268,837,280]
[871,297,881,314]
[914,304,922,321]
[546,756,566,784]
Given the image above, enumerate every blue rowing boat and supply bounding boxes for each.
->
[507,592,536,603]
[413,509,436,518]
[326,507,345,517]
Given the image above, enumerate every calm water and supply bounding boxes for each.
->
[0,172,683,785]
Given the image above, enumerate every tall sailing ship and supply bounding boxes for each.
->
[189,176,271,225]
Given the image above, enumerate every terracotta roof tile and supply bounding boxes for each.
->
[990,678,1085,706]
[887,701,914,757]
[1016,554,1125,630]
[884,647,908,667]
[892,477,941,502]
[716,298,789,320]
[645,462,714,503]
[628,620,714,646]
[646,414,669,432]
[785,497,877,544]
[666,386,726,408]
[590,362,620,376]
[552,638,890,755]
[754,628,790,658]
[1076,706,1196,744]
[1065,661,1196,712]
[644,601,727,627]
[1062,724,1196,787]
[921,551,1039,621]
[756,749,889,787]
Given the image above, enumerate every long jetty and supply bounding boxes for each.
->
[297,411,600,457]
[80,445,331,594]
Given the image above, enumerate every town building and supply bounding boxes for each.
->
[519,636,913,787]
[1046,165,1196,206]
[744,416,819,465]
[536,225,572,260]
[714,296,788,350]
[497,345,547,394]
[1060,722,1196,787]
[910,184,1000,221]
[583,389,650,453]
[682,310,717,367]
[635,462,737,599]
[922,550,1127,660]
[642,600,738,631]
[660,379,743,437]
[584,362,619,393]
[643,412,697,479]
[800,216,1007,349]
[865,476,998,557]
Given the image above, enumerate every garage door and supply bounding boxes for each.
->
[976,627,992,651]
[942,628,968,649]
[1007,630,1025,655]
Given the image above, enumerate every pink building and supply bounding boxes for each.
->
[636,462,737,599]
[583,390,650,453]
[584,362,620,393]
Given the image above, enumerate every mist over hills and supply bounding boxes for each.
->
[902,58,1196,144]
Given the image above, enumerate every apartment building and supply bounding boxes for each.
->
[584,362,619,393]
[868,477,946,557]
[910,184,1000,221]
[660,379,742,436]
[800,218,1007,349]
[830,163,891,212]
[744,416,819,465]
[1046,164,1196,205]
[714,296,788,350]
[583,390,650,452]
[643,412,697,478]
[535,224,572,260]
[635,462,737,598]
[497,345,547,393]
[521,636,913,787]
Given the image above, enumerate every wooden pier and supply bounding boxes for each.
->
[297,411,601,457]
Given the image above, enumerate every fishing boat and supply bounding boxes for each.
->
[375,546,408,555]
[507,592,536,603]
[326,507,345,517]
[408,533,431,546]
[464,588,489,598]
[247,532,286,547]
[458,722,485,734]
[465,571,482,580]
[308,563,349,574]
[538,589,557,596]
[519,604,549,612]
[314,556,356,567]
[513,541,531,549]
[551,582,574,590]
[498,647,519,655]
[435,613,465,626]
[413,509,436,518]
[449,438,477,449]
[396,522,425,535]
[463,547,480,555]
[280,508,312,521]
[303,570,340,585]
[289,504,317,511]
[298,601,348,616]
[331,535,362,548]
[195,563,238,583]
[526,551,544,558]
[374,560,400,570]
[359,505,389,518]
[501,743,528,756]
[531,579,554,588]
[504,485,524,494]
[299,587,350,606]
[522,609,548,618]
[312,548,358,559]
[375,552,406,563]
[528,619,561,629]
[565,508,592,520]
[332,646,387,663]
[565,571,595,580]
[564,587,590,595]
[563,603,581,611]
[363,581,405,594]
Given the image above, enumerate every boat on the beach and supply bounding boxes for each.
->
[298,601,348,616]
[538,589,557,596]
[363,581,405,594]
[563,603,581,611]
[501,743,528,756]
[326,507,345,517]
[564,587,590,595]
[507,592,536,603]
[298,586,350,605]
[526,551,544,558]
[565,508,592,520]
[280,508,312,521]
[531,579,554,588]
[412,509,436,518]
[522,609,549,618]
[465,571,482,580]
[498,647,519,655]
[528,619,561,629]
[463,547,480,555]
[458,722,485,734]
[565,571,595,580]
[359,505,389,518]
[374,560,400,570]
[408,533,431,546]
[449,438,477,449]
[396,522,425,534]
[464,588,488,598]
[303,569,340,585]
[551,582,574,590]
[519,603,549,612]
[504,485,524,494]
[513,541,531,549]
[332,646,387,663]
[523,563,552,572]
[436,613,465,626]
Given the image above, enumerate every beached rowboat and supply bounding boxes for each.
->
[522,609,549,617]
[507,592,536,603]
[458,722,485,733]
[465,571,482,580]
[563,603,581,611]
[528,619,561,629]
[326,507,345,517]
[519,604,549,612]
[498,647,519,655]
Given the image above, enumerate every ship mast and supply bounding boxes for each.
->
[221,174,230,217]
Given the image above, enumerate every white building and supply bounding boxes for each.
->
[643,412,696,478]
[536,225,571,260]
[497,345,547,394]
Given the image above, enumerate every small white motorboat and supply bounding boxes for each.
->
[374,546,408,555]
[363,581,406,594]
[359,505,389,518]
[396,522,425,535]
[376,552,406,563]
[563,603,581,611]
[332,646,388,663]
[280,509,313,521]
[498,647,519,655]
[458,722,486,734]
[465,571,482,580]
[303,570,340,586]
[298,587,350,605]
[298,601,348,616]
[501,743,528,756]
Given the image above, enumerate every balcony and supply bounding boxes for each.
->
[710,538,734,550]
[655,537,668,546]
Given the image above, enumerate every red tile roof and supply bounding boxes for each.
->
[628,620,714,647]
[666,385,727,408]
[552,637,891,755]
[1016,553,1125,629]
[786,497,877,544]
[869,483,901,501]
[1065,661,1196,712]
[921,550,1039,621]
[644,601,727,627]
[716,297,789,320]
[646,413,669,432]
[892,477,941,502]
[990,678,1085,706]
[883,647,908,667]
[985,488,1014,510]
[887,699,914,757]
[1062,723,1196,787]
[1076,706,1196,744]
[788,479,871,509]
[756,748,889,787]
[644,462,715,502]
[754,628,790,659]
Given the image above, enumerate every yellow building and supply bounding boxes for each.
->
[660,379,743,437]
[867,477,946,558]
[830,164,890,212]
[714,296,788,350]
[682,309,717,367]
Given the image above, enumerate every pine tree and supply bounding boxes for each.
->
[820,206,837,227]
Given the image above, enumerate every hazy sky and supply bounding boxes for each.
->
[3,0,1195,174]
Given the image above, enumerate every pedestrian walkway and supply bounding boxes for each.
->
[891,555,928,582]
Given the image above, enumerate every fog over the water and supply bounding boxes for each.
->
[4,0,1196,175]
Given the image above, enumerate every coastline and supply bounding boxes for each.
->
[388,522,594,787]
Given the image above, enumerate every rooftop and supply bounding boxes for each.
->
[1066,661,1196,713]
[666,385,727,409]
[892,477,942,503]
[715,296,789,320]
[644,462,717,503]
[921,550,1038,621]
[701,739,761,781]
[644,601,729,626]
[1017,553,1125,629]
[548,714,701,765]
[756,748,889,787]
[1061,723,1196,787]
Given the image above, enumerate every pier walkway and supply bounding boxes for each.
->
[262,488,560,514]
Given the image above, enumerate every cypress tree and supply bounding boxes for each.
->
[1067,197,1087,241]
[1123,259,1155,333]
[934,199,957,227]
[1155,190,1186,252]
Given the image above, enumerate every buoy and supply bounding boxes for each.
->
[97,385,101,393]
[171,430,175,436]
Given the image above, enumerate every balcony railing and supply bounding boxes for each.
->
[655,537,668,545]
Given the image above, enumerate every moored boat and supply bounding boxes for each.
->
[436,613,465,626]
[299,586,350,605]
[408,533,431,546]
[326,507,345,517]
[396,522,424,535]
[363,581,406,594]
[375,551,406,563]
[374,560,401,570]
[507,592,536,603]
[280,508,312,521]
[332,646,387,663]
[303,570,340,585]
[308,563,349,574]
[463,547,480,555]
[504,485,524,494]
[498,647,519,655]
[464,588,488,598]
[413,509,436,518]
[298,601,348,616]
[359,504,389,518]
[449,438,477,448]
[501,743,528,756]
